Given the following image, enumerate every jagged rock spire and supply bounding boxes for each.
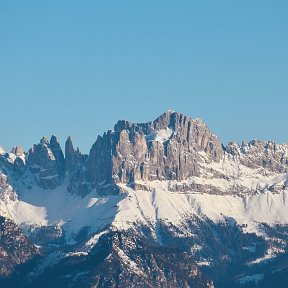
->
[40,136,49,146]
[50,135,65,180]
[10,146,24,157]
[27,136,65,189]
[65,136,76,171]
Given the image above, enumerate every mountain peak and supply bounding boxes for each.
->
[10,146,24,157]
[40,136,49,146]
[1,111,288,287]
[50,135,60,146]
[64,136,86,177]
[160,109,176,117]
[86,110,224,196]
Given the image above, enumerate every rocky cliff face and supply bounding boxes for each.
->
[65,136,89,196]
[86,110,223,195]
[0,135,87,192]
[1,110,287,196]
[1,111,288,288]
[85,111,288,196]
[226,140,288,173]
[27,136,65,189]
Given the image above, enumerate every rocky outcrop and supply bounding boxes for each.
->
[10,146,24,157]
[87,131,118,195]
[27,136,65,189]
[65,136,81,171]
[85,111,288,196]
[65,137,89,197]
[2,110,288,287]
[1,136,89,194]
[49,136,65,180]
[0,173,7,188]
[87,111,223,195]
[225,140,288,173]
[0,146,26,176]
[0,111,224,196]
[1,110,288,196]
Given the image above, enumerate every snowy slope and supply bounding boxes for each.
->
[115,182,288,236]
[2,111,288,287]
[0,181,123,242]
[111,154,288,237]
[1,154,287,241]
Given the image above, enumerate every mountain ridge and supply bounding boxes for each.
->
[2,110,288,195]
[1,110,288,287]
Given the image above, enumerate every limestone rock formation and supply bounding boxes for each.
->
[225,140,288,173]
[27,136,65,189]
[1,111,288,197]
[65,136,89,197]
[1,110,288,288]
[87,111,223,195]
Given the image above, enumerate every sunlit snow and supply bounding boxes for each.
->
[146,127,173,143]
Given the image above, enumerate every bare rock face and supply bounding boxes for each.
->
[10,146,24,157]
[0,146,26,176]
[49,136,65,180]
[225,140,288,173]
[65,136,80,171]
[27,136,65,189]
[241,140,288,172]
[87,131,118,195]
[65,137,89,197]
[2,110,287,197]
[87,111,223,195]
[0,173,7,188]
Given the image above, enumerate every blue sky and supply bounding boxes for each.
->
[0,1,287,152]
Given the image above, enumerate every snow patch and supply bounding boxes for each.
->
[85,230,108,251]
[146,128,173,143]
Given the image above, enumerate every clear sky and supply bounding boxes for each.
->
[0,1,287,153]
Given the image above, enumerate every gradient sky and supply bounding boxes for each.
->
[0,1,287,153]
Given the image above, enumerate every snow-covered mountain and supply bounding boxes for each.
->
[1,110,288,287]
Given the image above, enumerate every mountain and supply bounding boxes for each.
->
[0,110,288,287]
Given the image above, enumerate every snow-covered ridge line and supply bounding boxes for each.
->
[1,110,288,250]
[1,151,288,239]
[115,182,288,235]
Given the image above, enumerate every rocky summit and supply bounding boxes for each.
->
[1,111,288,287]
